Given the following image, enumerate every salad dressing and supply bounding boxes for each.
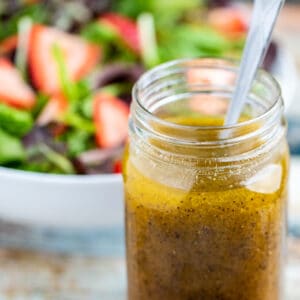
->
[124,113,288,300]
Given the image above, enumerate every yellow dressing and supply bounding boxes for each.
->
[124,116,288,300]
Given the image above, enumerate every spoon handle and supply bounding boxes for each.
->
[225,0,285,125]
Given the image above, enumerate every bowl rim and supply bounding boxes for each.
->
[0,166,122,184]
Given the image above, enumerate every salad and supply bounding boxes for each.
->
[0,0,277,175]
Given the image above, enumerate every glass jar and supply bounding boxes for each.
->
[123,58,289,300]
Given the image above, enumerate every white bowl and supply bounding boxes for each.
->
[0,167,123,229]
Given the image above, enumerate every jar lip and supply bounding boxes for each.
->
[132,58,282,132]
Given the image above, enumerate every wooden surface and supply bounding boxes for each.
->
[0,238,299,299]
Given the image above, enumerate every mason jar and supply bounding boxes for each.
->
[123,58,289,300]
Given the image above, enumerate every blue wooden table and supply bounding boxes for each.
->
[0,239,299,299]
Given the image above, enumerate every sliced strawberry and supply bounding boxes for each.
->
[187,68,235,86]
[37,94,68,126]
[99,13,140,53]
[0,35,18,55]
[208,7,249,37]
[0,58,35,109]
[29,25,101,95]
[93,93,129,149]
[113,160,123,174]
[189,95,228,116]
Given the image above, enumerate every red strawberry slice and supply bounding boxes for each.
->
[93,93,129,149]
[99,13,140,53]
[208,7,249,37]
[0,58,35,109]
[113,160,123,174]
[0,35,18,55]
[37,93,68,126]
[29,25,101,95]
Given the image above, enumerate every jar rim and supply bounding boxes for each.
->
[132,57,282,133]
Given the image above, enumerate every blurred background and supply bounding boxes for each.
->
[0,0,299,299]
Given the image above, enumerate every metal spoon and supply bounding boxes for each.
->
[225,0,285,125]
